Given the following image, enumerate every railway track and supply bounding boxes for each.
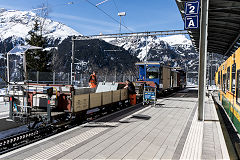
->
[0,125,54,155]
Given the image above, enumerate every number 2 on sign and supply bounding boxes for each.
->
[189,6,195,14]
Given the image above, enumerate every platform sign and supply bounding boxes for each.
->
[144,91,155,100]
[185,1,199,15]
[185,16,199,29]
[184,1,200,29]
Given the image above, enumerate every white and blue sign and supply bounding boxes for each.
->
[184,1,200,29]
[185,1,199,15]
[185,16,199,29]
[144,91,155,100]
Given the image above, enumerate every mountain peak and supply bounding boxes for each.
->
[0,8,7,13]
[0,9,80,42]
[159,35,192,46]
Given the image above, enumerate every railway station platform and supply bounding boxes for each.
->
[0,88,230,159]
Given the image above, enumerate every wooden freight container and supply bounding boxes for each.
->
[112,90,121,103]
[121,89,128,101]
[173,71,178,88]
[163,67,171,90]
[90,92,102,108]
[73,94,89,112]
[102,91,112,105]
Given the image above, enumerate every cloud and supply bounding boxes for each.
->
[50,12,117,28]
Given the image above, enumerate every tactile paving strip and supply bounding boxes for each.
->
[24,127,107,160]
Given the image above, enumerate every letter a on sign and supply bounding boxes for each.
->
[185,16,198,29]
[189,19,195,27]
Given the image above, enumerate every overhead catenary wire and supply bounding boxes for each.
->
[96,0,110,6]
[112,0,120,13]
[85,0,133,33]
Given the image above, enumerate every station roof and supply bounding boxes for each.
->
[175,0,240,57]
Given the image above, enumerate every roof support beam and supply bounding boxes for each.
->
[224,33,240,56]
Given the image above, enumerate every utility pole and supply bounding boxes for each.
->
[145,33,148,62]
[210,53,213,86]
[198,0,209,121]
[71,37,75,85]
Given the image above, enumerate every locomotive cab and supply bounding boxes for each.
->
[136,61,186,96]
[136,62,163,88]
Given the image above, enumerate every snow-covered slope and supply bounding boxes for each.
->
[106,35,194,61]
[0,8,80,42]
[160,35,191,46]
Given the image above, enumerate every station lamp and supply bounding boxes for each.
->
[118,12,126,33]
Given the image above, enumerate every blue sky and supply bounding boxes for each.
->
[0,0,184,35]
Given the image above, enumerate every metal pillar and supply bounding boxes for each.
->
[146,34,148,61]
[53,72,55,84]
[67,73,70,84]
[37,71,39,84]
[210,53,213,86]
[119,16,122,34]
[198,0,209,121]
[23,53,27,81]
[71,37,75,85]
[7,52,9,87]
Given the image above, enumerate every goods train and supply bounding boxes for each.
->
[7,83,129,128]
[215,48,240,133]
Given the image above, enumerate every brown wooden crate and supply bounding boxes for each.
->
[112,90,121,102]
[163,67,171,89]
[102,91,112,105]
[90,93,102,108]
[73,94,89,112]
[121,89,128,101]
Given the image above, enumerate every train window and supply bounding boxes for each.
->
[223,74,226,93]
[227,67,230,91]
[218,71,220,85]
[237,71,240,104]
[146,67,159,79]
[232,64,236,94]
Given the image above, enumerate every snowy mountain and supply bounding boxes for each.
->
[0,8,80,49]
[106,35,197,66]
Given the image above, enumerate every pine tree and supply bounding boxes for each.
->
[25,19,51,72]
